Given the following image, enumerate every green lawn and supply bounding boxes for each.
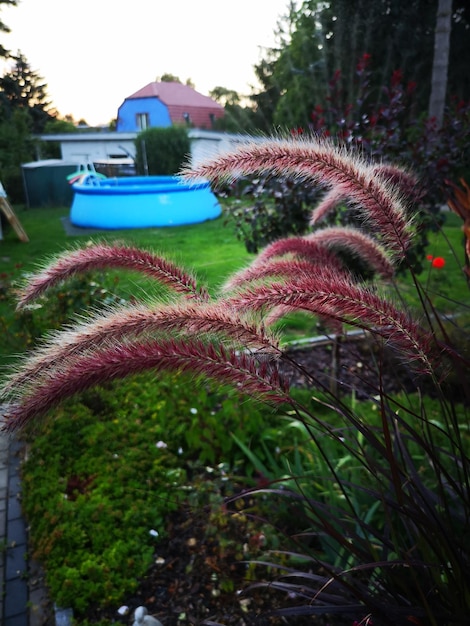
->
[0,204,253,293]
[1,203,469,361]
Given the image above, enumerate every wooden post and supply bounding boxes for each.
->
[0,182,29,242]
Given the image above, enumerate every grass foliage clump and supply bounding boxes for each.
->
[2,135,470,624]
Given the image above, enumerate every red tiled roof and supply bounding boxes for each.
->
[127,82,222,108]
[124,82,224,128]
[126,82,225,128]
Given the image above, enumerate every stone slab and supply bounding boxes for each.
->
[4,575,28,618]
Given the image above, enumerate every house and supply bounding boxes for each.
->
[116,82,225,132]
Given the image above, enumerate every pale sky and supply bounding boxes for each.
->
[1,0,290,126]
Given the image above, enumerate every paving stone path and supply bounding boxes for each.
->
[0,427,50,626]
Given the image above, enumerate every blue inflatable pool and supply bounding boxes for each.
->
[70,175,221,229]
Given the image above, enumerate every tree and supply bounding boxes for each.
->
[134,126,190,175]
[252,0,470,130]
[0,51,55,200]
[208,86,256,132]
[0,51,56,133]
[429,0,453,128]
[0,107,35,201]
[0,0,17,58]
[156,74,195,88]
[158,73,181,83]
[209,86,241,107]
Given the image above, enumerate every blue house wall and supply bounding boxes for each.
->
[116,97,172,132]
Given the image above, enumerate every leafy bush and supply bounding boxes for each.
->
[223,55,470,274]
[0,108,36,203]
[134,126,190,175]
[0,271,124,356]
[2,137,470,624]
[221,175,321,253]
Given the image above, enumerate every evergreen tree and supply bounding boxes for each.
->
[0,0,18,58]
[0,51,55,133]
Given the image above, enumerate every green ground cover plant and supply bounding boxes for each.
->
[19,370,275,612]
[1,136,470,624]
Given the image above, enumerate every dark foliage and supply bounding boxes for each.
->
[220,175,322,254]
[224,57,470,274]
[251,0,470,130]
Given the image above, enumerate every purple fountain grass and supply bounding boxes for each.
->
[222,259,345,332]
[183,136,414,256]
[0,138,435,434]
[373,163,423,203]
[2,337,290,432]
[264,302,344,334]
[252,236,346,274]
[225,272,436,371]
[309,188,345,225]
[4,135,466,625]
[305,227,395,279]
[1,301,280,400]
[310,164,418,226]
[223,257,347,292]
[16,242,209,309]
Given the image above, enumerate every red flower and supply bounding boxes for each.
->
[431,256,445,269]
[426,254,434,260]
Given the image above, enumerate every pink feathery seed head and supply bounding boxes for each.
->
[0,301,281,400]
[255,236,346,274]
[15,243,208,309]
[226,275,434,371]
[222,257,344,292]
[184,137,412,255]
[374,163,423,203]
[1,337,290,433]
[306,227,396,278]
[309,188,345,225]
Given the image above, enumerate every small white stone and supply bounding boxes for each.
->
[149,529,159,537]
[117,605,129,616]
[133,606,164,626]
[190,407,198,414]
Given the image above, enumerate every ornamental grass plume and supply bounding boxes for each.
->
[224,271,434,371]
[2,134,468,625]
[1,301,281,401]
[15,242,210,308]
[3,338,289,432]
[0,135,437,429]
[184,136,415,257]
